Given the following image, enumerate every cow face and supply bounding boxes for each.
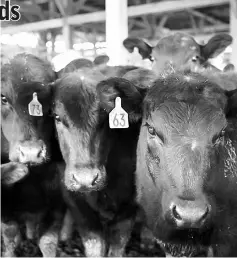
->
[52,70,144,192]
[1,54,55,166]
[1,81,53,165]
[135,71,237,256]
[123,33,232,75]
[52,69,109,192]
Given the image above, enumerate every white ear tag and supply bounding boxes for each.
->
[28,92,43,116]
[109,97,129,129]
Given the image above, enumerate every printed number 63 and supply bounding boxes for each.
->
[113,113,125,127]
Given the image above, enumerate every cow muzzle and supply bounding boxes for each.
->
[66,165,106,192]
[16,141,47,165]
[165,198,211,229]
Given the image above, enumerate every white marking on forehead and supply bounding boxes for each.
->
[191,140,197,150]
[80,75,85,81]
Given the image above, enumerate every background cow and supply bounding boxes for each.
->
[1,53,65,257]
[102,70,237,256]
[123,32,232,75]
[51,68,144,256]
[56,55,110,78]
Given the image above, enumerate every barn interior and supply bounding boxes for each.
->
[1,0,237,70]
[1,0,237,257]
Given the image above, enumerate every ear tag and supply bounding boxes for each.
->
[109,97,129,129]
[28,92,43,116]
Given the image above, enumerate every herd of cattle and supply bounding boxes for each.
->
[1,31,237,257]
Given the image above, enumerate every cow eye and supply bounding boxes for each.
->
[147,125,156,136]
[1,94,8,105]
[212,130,225,145]
[54,114,61,123]
[192,56,199,62]
[149,56,155,62]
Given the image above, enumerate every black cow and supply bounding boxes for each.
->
[56,55,110,78]
[223,63,235,72]
[123,32,232,75]
[93,54,110,66]
[123,67,157,89]
[105,70,237,256]
[1,53,65,257]
[98,64,139,78]
[56,58,94,78]
[51,68,143,256]
[58,61,139,80]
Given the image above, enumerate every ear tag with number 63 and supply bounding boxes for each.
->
[109,97,129,129]
[28,92,43,116]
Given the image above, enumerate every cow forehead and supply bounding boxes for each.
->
[145,71,227,112]
[149,102,227,140]
[53,76,99,128]
[154,34,200,56]
[1,80,51,110]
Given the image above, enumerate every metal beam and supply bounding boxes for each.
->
[30,0,45,19]
[189,10,225,25]
[127,0,230,17]
[230,0,237,68]
[2,0,230,34]
[106,0,128,65]
[175,24,229,34]
[62,19,73,49]
[54,0,66,16]
[74,0,87,14]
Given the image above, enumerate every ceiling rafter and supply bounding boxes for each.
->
[2,0,230,37]
[188,12,198,34]
[74,0,87,14]
[31,0,46,19]
[54,0,66,16]
[158,14,169,28]
[189,9,225,25]
[11,1,42,14]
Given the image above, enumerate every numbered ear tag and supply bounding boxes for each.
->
[28,92,43,116]
[109,97,129,129]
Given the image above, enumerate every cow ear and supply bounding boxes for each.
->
[94,55,110,66]
[97,77,145,122]
[55,70,61,79]
[123,37,153,60]
[225,89,237,118]
[223,63,235,72]
[201,33,232,60]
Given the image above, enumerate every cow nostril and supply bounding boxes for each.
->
[91,172,99,186]
[172,205,182,220]
[37,148,43,158]
[170,201,210,227]
[19,147,25,158]
[201,206,209,221]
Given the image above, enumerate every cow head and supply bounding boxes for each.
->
[123,32,232,74]
[93,55,110,66]
[1,54,56,166]
[52,68,109,192]
[134,71,237,256]
[223,63,235,72]
[56,58,94,78]
[52,68,144,192]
